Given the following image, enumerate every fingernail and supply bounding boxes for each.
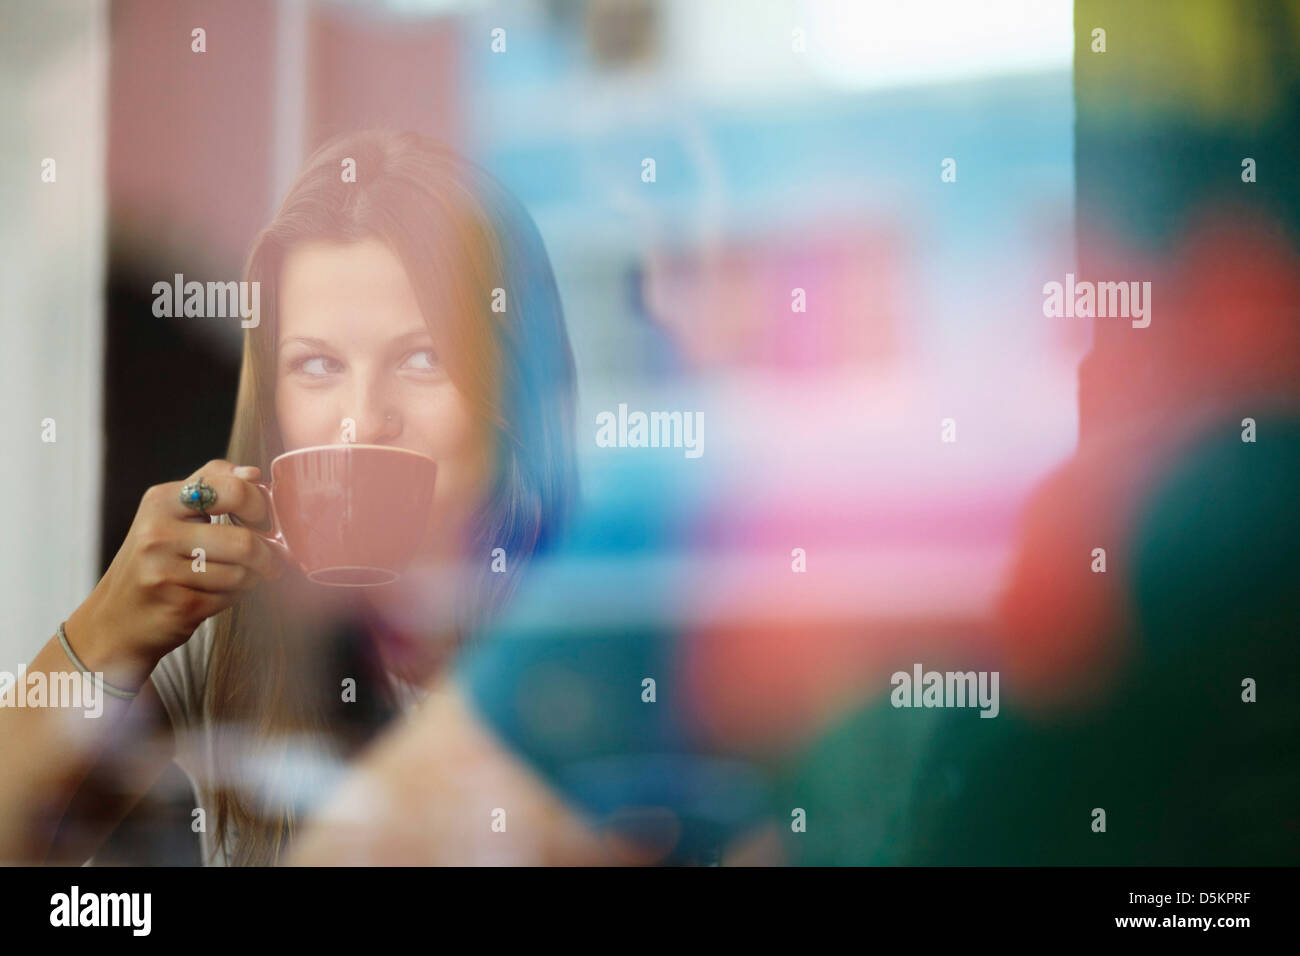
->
[234,465,258,479]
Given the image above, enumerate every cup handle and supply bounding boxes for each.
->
[228,480,293,563]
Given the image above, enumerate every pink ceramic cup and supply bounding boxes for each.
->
[231,444,438,587]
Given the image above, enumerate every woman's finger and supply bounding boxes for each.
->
[170,557,262,594]
[167,473,268,526]
[172,522,282,580]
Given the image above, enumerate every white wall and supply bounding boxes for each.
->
[0,1,107,664]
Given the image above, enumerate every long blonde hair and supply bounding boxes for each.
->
[208,129,577,865]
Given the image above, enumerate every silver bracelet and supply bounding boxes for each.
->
[57,621,140,700]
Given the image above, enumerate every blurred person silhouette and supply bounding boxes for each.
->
[902,209,1300,864]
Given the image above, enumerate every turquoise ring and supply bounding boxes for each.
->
[179,477,217,517]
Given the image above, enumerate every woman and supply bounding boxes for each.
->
[0,129,578,865]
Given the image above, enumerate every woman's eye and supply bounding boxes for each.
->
[401,349,439,371]
[292,355,342,376]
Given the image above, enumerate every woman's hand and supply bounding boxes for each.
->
[67,459,285,679]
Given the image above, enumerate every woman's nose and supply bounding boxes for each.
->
[347,386,403,445]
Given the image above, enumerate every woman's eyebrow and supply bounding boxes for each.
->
[277,330,433,354]
[390,328,436,347]
[278,336,333,352]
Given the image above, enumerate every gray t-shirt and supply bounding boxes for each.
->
[149,614,431,866]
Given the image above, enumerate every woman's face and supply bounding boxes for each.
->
[274,238,495,562]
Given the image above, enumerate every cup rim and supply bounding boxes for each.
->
[269,443,437,468]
